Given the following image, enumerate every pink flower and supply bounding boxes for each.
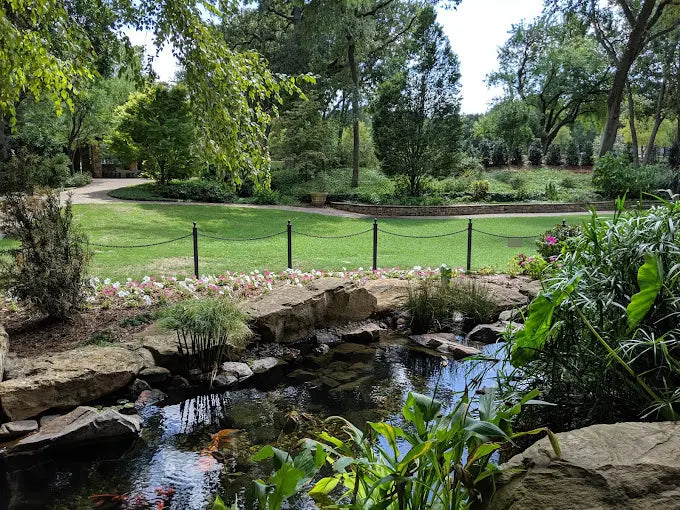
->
[545,235,558,245]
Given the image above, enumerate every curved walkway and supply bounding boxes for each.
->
[63,178,610,219]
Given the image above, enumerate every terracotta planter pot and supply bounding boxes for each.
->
[310,192,328,207]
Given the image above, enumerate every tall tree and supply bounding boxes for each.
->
[227,0,453,187]
[489,14,609,152]
[108,84,197,184]
[548,0,680,156]
[373,7,461,195]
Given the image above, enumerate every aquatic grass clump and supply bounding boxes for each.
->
[159,297,252,374]
[406,277,496,333]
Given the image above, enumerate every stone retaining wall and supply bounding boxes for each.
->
[329,200,655,217]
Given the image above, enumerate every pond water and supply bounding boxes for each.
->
[0,334,502,510]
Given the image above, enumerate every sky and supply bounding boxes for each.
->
[437,0,544,114]
[126,0,544,115]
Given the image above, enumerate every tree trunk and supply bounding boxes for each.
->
[643,82,666,165]
[626,81,640,166]
[643,73,668,165]
[598,1,657,156]
[348,39,360,188]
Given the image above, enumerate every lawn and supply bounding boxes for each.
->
[0,203,591,280]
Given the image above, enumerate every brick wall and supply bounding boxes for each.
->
[328,201,654,217]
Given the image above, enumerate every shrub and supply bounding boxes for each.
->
[560,176,576,189]
[528,140,543,166]
[160,180,236,203]
[0,149,70,193]
[510,146,523,166]
[158,297,252,376]
[491,142,509,167]
[245,388,557,510]
[592,153,672,198]
[544,181,559,201]
[545,144,562,166]
[478,139,494,168]
[507,253,547,278]
[580,141,594,166]
[0,192,89,320]
[471,180,490,201]
[509,175,526,190]
[251,188,281,205]
[508,201,680,430]
[535,223,582,260]
[564,140,580,166]
[64,172,93,188]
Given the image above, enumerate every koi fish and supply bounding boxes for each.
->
[198,428,240,472]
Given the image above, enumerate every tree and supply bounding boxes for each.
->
[0,0,307,187]
[548,0,680,156]
[109,84,197,184]
[228,0,455,188]
[489,14,609,153]
[473,99,537,156]
[373,8,461,196]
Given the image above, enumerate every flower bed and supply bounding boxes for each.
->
[85,266,465,309]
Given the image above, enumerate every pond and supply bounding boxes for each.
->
[0,334,502,510]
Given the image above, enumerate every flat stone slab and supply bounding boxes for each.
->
[409,333,481,359]
[484,421,680,510]
[4,406,141,455]
[340,323,382,344]
[0,420,38,440]
[244,278,377,343]
[0,346,145,421]
[250,357,286,374]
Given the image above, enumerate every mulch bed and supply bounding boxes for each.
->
[0,305,162,358]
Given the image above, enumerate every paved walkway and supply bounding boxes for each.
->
[62,178,610,219]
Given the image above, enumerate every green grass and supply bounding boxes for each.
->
[0,203,591,280]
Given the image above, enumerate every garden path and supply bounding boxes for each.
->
[63,178,613,219]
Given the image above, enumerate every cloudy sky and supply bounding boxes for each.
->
[126,0,544,115]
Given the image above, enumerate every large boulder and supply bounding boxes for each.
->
[0,346,145,421]
[475,275,532,312]
[465,321,522,344]
[0,324,8,382]
[245,278,377,343]
[363,279,411,313]
[483,421,680,510]
[3,406,141,455]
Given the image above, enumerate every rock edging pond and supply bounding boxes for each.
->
[0,275,535,451]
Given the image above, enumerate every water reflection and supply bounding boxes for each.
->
[0,335,502,510]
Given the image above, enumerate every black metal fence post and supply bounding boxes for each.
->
[466,219,473,273]
[287,220,292,269]
[192,222,199,277]
[372,219,378,271]
[562,219,567,227]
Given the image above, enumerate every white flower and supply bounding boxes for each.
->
[117,290,129,298]
[104,278,111,285]
[142,295,152,306]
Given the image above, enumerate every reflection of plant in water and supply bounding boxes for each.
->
[218,378,558,509]
[179,393,232,435]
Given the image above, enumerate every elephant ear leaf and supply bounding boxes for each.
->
[627,254,663,330]
[511,280,577,367]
